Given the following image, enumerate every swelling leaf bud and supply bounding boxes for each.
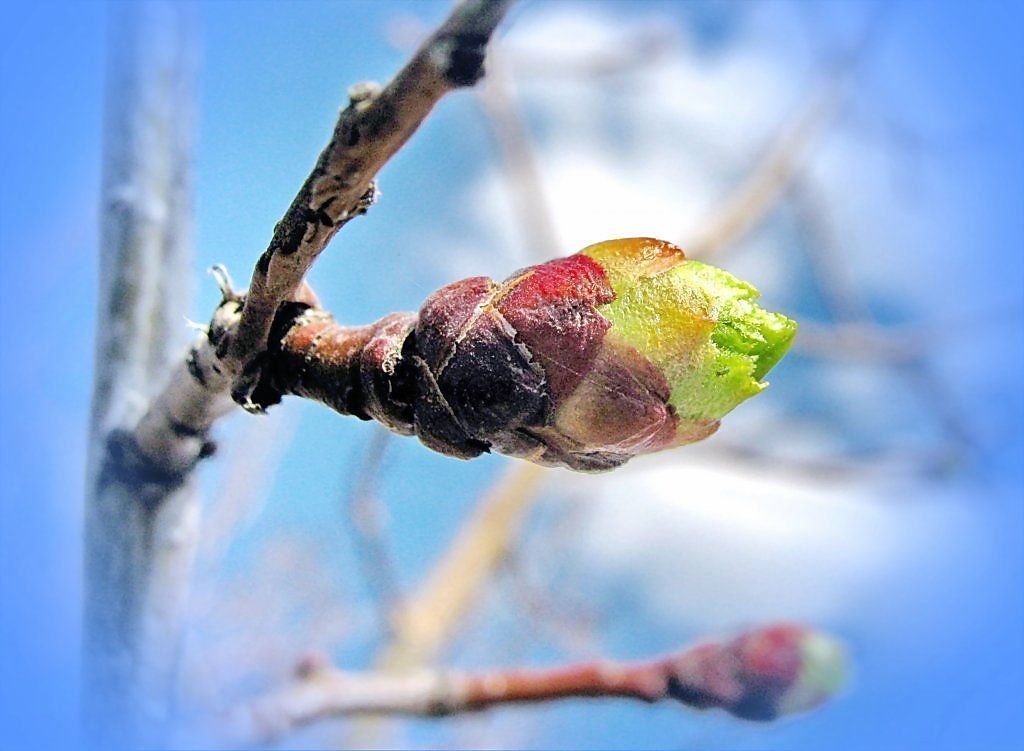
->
[266,238,797,472]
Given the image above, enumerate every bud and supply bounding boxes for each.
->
[664,624,846,721]
[267,238,797,472]
[542,238,797,467]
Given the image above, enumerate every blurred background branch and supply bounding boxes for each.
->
[343,428,402,636]
[219,623,843,748]
[83,2,199,746]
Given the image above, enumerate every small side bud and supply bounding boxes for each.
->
[347,81,381,106]
[665,624,846,721]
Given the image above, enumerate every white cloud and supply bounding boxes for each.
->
[553,455,977,634]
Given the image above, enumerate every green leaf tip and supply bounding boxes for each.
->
[582,238,797,433]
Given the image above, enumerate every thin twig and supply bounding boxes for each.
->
[196,408,298,573]
[501,25,677,79]
[788,177,874,323]
[683,72,848,259]
[220,624,844,747]
[498,549,602,658]
[343,428,402,635]
[476,47,561,259]
[788,176,976,460]
[130,0,516,480]
[388,16,678,80]
[226,0,516,409]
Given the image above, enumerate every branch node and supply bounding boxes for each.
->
[355,181,380,214]
[347,80,382,107]
[131,0,514,486]
[295,652,331,679]
[198,439,218,459]
[101,428,196,502]
[236,395,270,416]
[434,32,490,87]
[183,317,209,335]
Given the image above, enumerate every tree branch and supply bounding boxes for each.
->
[131,0,515,480]
[219,624,845,747]
[87,3,515,744]
[226,0,516,409]
[84,2,199,745]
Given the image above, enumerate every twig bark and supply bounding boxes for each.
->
[220,624,844,747]
[84,2,199,745]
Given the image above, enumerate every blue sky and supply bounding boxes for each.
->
[2,1,1023,749]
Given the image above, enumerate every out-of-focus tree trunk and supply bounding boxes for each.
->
[83,2,198,746]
